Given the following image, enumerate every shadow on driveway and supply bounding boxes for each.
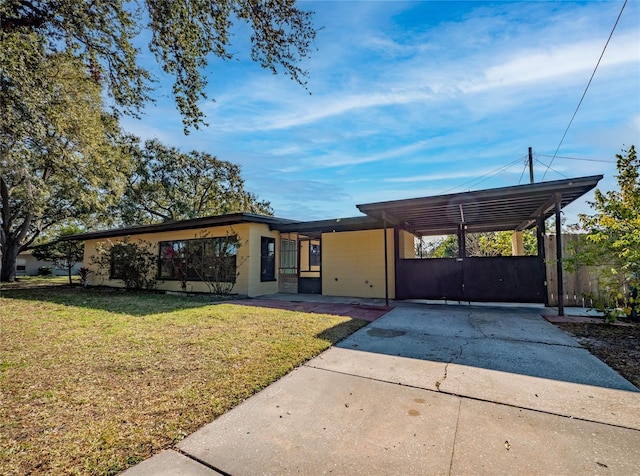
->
[336,302,638,392]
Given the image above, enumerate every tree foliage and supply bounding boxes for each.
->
[90,237,157,290]
[0,41,130,281]
[417,231,537,258]
[565,146,639,320]
[31,225,84,285]
[117,139,273,225]
[578,146,639,274]
[1,0,316,131]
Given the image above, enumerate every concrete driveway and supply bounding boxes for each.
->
[125,302,640,475]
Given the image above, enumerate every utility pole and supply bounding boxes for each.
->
[528,147,534,184]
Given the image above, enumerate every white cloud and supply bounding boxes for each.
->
[465,32,639,94]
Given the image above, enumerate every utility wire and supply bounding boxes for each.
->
[537,153,615,163]
[440,155,526,194]
[536,158,568,179]
[541,0,627,180]
[517,158,528,185]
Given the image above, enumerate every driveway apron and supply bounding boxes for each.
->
[125,302,640,476]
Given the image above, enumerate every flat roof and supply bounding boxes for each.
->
[356,175,602,236]
[272,216,381,238]
[63,213,294,241]
[65,175,602,241]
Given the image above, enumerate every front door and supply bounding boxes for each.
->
[298,238,321,294]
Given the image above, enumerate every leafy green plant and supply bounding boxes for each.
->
[78,267,92,288]
[37,266,52,276]
[565,145,639,322]
[31,226,85,285]
[191,231,244,296]
[90,237,157,290]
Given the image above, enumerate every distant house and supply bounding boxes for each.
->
[67,176,601,305]
[14,249,83,277]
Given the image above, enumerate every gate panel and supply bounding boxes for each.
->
[396,258,463,300]
[462,256,545,303]
[396,256,545,303]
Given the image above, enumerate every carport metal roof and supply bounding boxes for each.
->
[356,175,602,236]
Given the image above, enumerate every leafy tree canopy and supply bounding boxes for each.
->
[418,231,537,258]
[116,139,273,225]
[1,0,316,132]
[31,224,85,285]
[571,145,639,275]
[0,45,131,281]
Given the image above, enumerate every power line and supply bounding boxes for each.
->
[517,158,528,185]
[535,158,568,179]
[541,0,628,180]
[537,153,615,164]
[440,155,526,194]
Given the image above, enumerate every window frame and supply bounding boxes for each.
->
[280,238,297,275]
[260,236,276,282]
[309,243,321,267]
[158,237,237,283]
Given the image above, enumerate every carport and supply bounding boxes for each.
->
[357,175,602,315]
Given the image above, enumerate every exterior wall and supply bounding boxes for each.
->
[321,229,395,299]
[15,251,83,277]
[244,224,280,297]
[398,230,417,259]
[82,223,279,297]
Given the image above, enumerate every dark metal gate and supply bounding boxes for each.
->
[396,256,545,303]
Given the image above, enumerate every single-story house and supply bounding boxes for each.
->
[67,175,602,310]
[11,249,83,277]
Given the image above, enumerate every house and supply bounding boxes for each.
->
[13,249,83,277]
[68,175,602,308]
[72,213,414,299]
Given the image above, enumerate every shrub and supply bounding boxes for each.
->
[37,266,52,276]
[90,237,157,290]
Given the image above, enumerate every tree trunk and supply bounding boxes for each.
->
[67,264,73,285]
[1,241,19,282]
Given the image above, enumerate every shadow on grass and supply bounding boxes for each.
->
[316,319,370,345]
[0,285,220,317]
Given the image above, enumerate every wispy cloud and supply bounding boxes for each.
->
[123,0,639,220]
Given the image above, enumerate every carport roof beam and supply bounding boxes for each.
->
[356,175,602,236]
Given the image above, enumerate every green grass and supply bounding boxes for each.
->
[0,285,367,475]
[1,275,71,289]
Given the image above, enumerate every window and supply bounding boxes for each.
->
[110,245,131,279]
[159,237,237,282]
[280,239,296,275]
[261,237,276,282]
[309,243,321,267]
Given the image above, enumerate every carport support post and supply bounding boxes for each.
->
[536,214,549,307]
[382,212,389,307]
[554,193,564,316]
[457,224,466,259]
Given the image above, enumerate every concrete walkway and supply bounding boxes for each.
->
[123,301,640,475]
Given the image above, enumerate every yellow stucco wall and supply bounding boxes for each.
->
[398,229,417,259]
[321,229,395,299]
[82,223,279,297]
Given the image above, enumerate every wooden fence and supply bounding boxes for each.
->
[544,234,616,307]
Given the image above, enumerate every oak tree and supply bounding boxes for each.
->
[1,0,316,131]
[0,42,130,281]
[117,139,273,225]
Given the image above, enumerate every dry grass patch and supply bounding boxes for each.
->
[0,286,367,475]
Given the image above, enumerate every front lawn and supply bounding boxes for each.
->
[0,285,367,475]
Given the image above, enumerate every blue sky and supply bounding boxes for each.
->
[121,1,640,225]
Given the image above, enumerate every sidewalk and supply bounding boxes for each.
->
[123,302,640,475]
